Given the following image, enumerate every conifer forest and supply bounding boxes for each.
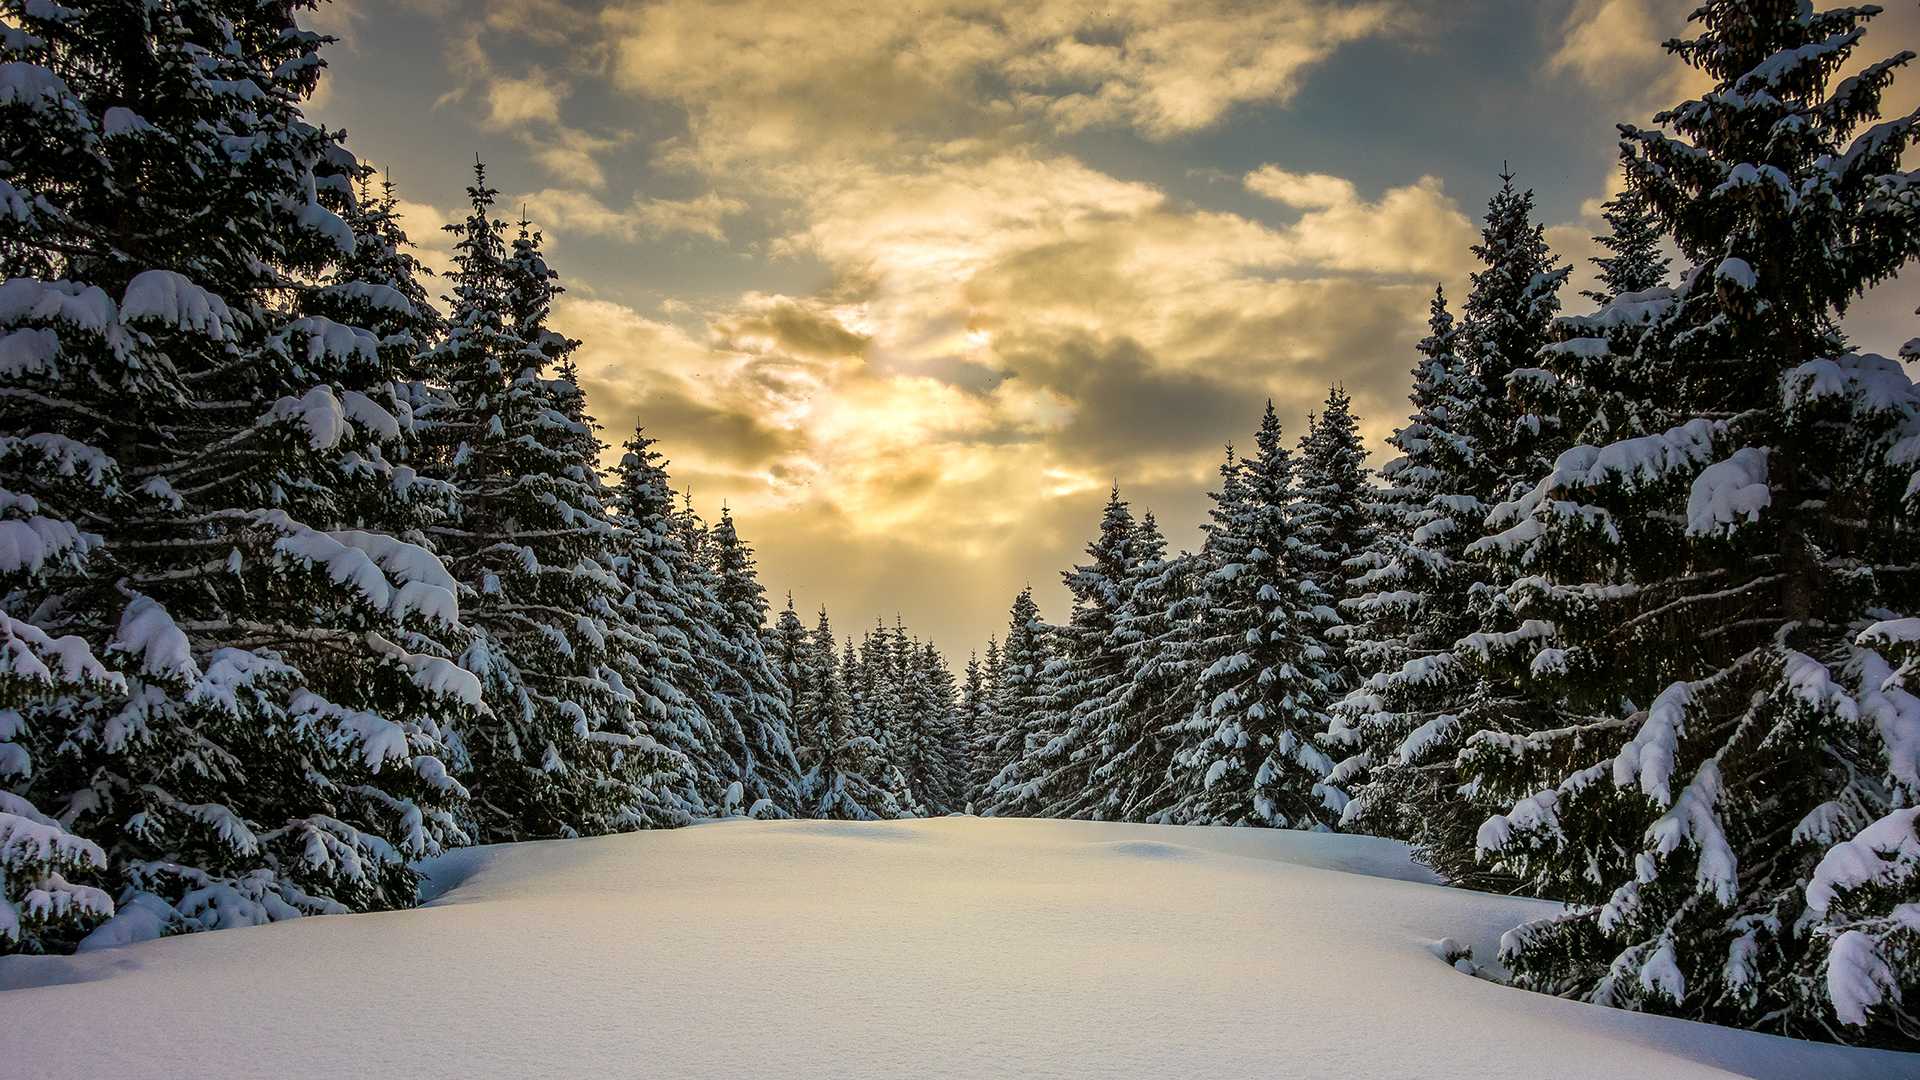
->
[4,0,1920,1060]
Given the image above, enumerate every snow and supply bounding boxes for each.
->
[1827,930,1900,1029]
[0,326,59,375]
[1806,808,1920,915]
[0,514,86,573]
[119,271,236,340]
[258,513,460,627]
[0,61,71,107]
[109,594,198,682]
[3,818,1915,1080]
[316,281,419,318]
[1686,447,1770,535]
[1615,682,1692,806]
[296,202,355,255]
[0,278,116,332]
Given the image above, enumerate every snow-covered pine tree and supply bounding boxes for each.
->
[1463,0,1920,1042]
[0,0,476,950]
[791,613,894,819]
[767,594,808,743]
[416,167,653,842]
[965,638,1006,806]
[1062,507,1185,820]
[603,428,724,822]
[1326,289,1501,872]
[1345,175,1577,882]
[1156,408,1342,828]
[981,587,1053,814]
[1583,185,1672,307]
[957,648,991,811]
[702,509,800,817]
[993,487,1138,816]
[1462,171,1572,504]
[1293,387,1374,689]
[895,638,966,814]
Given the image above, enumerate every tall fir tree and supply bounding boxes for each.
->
[1293,387,1375,689]
[1327,289,1510,878]
[0,0,473,951]
[981,587,1052,812]
[1462,0,1920,1043]
[1583,185,1672,306]
[1155,408,1342,828]
[994,488,1142,816]
[415,167,657,842]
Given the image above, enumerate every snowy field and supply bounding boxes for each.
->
[2,818,1915,1079]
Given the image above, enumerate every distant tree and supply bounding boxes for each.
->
[1156,407,1342,827]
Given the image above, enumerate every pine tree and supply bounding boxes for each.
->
[981,587,1053,813]
[0,0,473,950]
[896,639,966,814]
[1293,387,1374,689]
[992,488,1138,815]
[1464,171,1572,503]
[965,639,1005,806]
[1583,185,1672,306]
[1156,409,1342,828]
[703,509,800,816]
[416,168,651,842]
[1064,507,1185,820]
[1327,288,1500,872]
[1462,1,1920,1042]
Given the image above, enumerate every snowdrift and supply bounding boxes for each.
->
[2,817,1914,1079]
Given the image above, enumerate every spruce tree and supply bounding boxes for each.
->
[1463,0,1920,1042]
[1156,409,1342,828]
[1293,387,1374,689]
[0,0,474,950]
[1463,171,1572,503]
[992,489,1137,816]
[965,638,1006,806]
[1066,508,1184,820]
[981,587,1053,813]
[1583,186,1672,306]
[416,168,653,842]
[1327,288,1499,871]
[703,509,800,816]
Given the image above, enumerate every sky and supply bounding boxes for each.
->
[303,0,1920,655]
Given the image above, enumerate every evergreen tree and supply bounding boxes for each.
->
[1156,409,1342,827]
[896,639,967,814]
[1463,1,1920,1042]
[965,639,1005,806]
[416,168,653,842]
[703,509,800,816]
[992,489,1137,815]
[1293,387,1374,688]
[1066,508,1185,820]
[0,0,472,951]
[603,430,720,824]
[1463,171,1572,503]
[1583,185,1672,306]
[791,610,896,819]
[981,587,1052,813]
[1328,289,1523,886]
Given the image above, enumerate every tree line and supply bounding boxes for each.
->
[3,0,1919,1052]
[961,0,1920,1048]
[0,0,970,956]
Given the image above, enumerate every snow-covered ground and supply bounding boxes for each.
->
[2,817,1914,1079]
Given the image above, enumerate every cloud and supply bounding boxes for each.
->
[520,188,748,241]
[603,0,1409,171]
[1545,0,1711,116]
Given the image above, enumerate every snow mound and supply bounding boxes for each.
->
[2,818,1914,1080]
